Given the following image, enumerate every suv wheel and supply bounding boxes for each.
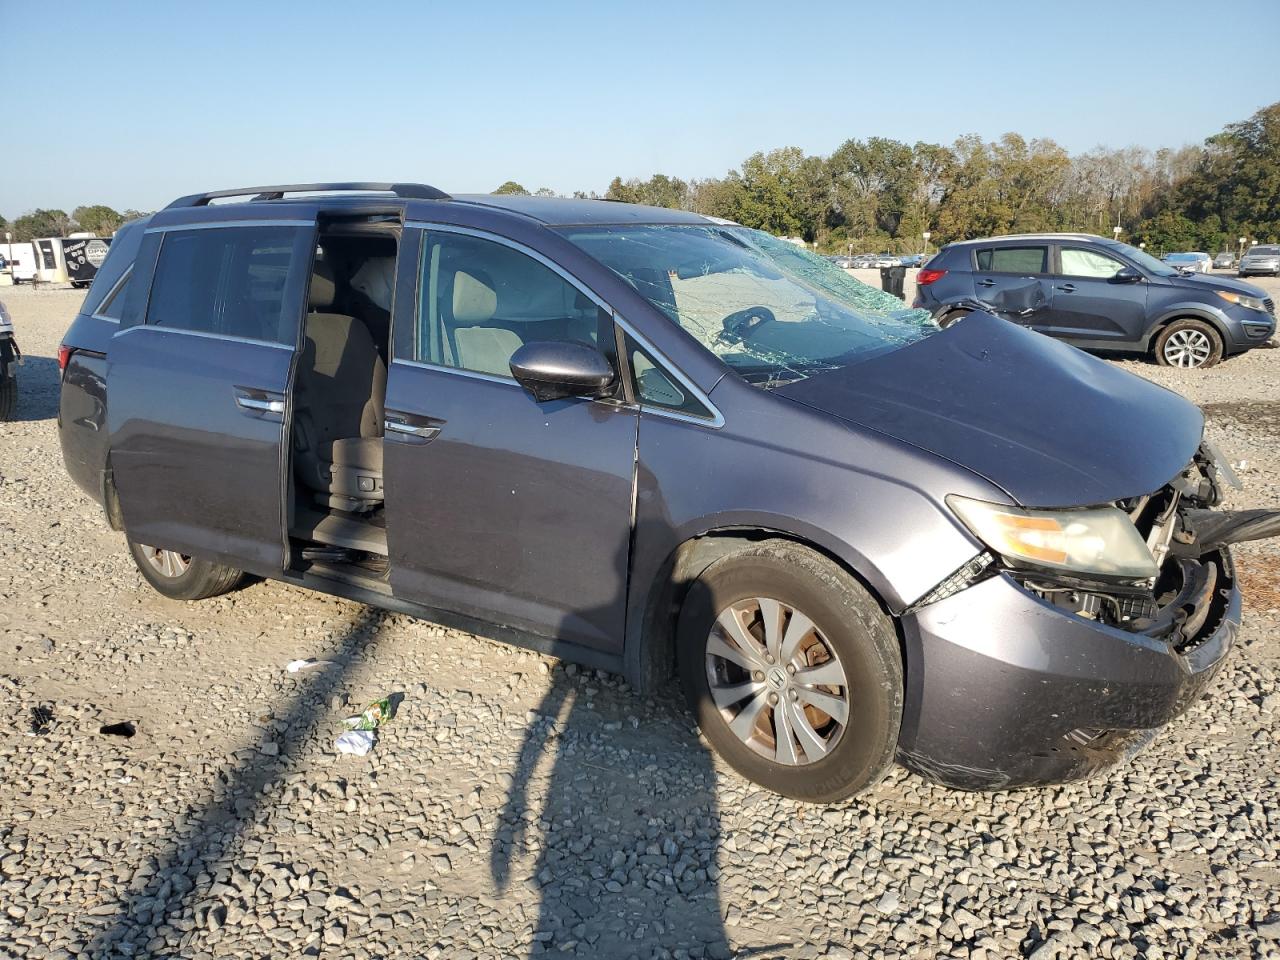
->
[938,309,970,329]
[1155,319,1223,369]
[127,537,244,600]
[676,540,902,802]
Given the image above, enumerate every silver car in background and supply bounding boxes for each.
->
[1162,252,1212,274]
[1239,245,1280,277]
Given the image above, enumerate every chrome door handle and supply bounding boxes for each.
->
[236,396,285,414]
[384,419,440,441]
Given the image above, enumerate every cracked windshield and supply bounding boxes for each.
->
[562,224,937,385]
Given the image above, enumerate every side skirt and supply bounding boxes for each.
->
[274,566,627,679]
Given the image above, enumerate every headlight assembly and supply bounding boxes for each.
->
[947,496,1158,580]
[1216,290,1267,312]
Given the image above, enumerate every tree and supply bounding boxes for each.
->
[11,209,73,241]
[534,187,557,197]
[72,204,124,236]
[493,181,530,195]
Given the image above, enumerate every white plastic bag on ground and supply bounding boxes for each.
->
[335,730,376,756]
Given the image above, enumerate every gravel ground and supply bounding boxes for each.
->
[1,282,1279,960]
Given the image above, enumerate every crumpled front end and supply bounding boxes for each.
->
[897,444,1272,790]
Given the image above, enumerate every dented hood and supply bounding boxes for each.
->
[776,312,1204,507]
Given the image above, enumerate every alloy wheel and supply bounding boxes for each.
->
[705,597,848,765]
[140,545,192,578]
[1162,329,1213,367]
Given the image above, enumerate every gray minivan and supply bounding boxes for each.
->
[57,184,1280,801]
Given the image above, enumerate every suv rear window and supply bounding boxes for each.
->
[975,246,1047,273]
[146,226,298,344]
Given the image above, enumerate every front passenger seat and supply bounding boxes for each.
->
[449,269,522,376]
[294,264,387,511]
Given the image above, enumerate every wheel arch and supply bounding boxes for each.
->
[623,523,900,694]
[1142,306,1231,352]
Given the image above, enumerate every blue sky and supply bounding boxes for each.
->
[3,0,1278,216]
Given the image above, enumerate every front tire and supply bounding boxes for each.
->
[1154,318,1223,368]
[676,540,903,803]
[126,538,244,600]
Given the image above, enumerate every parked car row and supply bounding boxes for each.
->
[826,254,924,269]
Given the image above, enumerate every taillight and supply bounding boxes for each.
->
[58,344,73,372]
[916,268,947,286]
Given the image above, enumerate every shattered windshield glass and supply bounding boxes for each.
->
[560,224,937,385]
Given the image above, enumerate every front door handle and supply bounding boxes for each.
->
[384,418,441,442]
[234,388,285,416]
[1058,283,1076,293]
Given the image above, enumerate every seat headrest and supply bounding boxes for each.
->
[452,270,497,325]
[309,261,336,310]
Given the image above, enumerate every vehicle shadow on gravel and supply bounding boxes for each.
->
[491,674,736,959]
[84,605,388,958]
[7,355,61,422]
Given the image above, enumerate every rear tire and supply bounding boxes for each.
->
[0,371,14,421]
[126,538,244,600]
[937,309,970,329]
[1154,318,1223,369]
[676,540,903,803]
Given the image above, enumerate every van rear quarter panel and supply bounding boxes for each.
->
[58,313,118,505]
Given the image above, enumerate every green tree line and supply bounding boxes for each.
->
[7,103,1274,255]
[0,205,150,242]
[506,101,1280,256]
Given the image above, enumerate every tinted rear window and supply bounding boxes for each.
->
[146,227,299,344]
[975,246,1047,273]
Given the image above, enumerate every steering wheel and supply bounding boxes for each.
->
[720,306,777,344]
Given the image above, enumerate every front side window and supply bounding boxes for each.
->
[561,224,935,386]
[1060,248,1125,279]
[416,231,607,378]
[146,227,297,344]
[975,246,1047,274]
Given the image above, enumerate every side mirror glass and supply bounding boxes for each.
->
[509,341,616,403]
[1114,267,1143,284]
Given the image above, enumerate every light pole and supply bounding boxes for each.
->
[922,231,931,256]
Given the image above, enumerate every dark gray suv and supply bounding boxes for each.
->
[914,233,1276,367]
[57,185,1279,800]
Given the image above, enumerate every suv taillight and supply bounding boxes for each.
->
[916,268,947,286]
[58,344,73,372]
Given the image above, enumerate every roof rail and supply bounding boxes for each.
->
[165,182,450,209]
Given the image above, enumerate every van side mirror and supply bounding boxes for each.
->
[1114,267,1143,284]
[509,341,616,402]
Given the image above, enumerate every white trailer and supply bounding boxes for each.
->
[1,241,37,283]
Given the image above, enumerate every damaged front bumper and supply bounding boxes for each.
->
[897,448,1274,791]
[897,553,1238,790]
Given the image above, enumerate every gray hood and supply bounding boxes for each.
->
[776,312,1204,508]
[1170,272,1270,298]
